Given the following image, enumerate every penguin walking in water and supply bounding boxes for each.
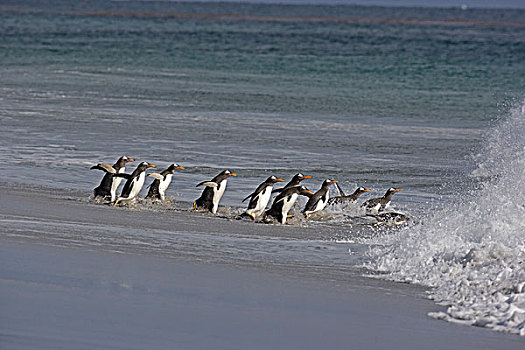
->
[373,211,410,226]
[362,187,403,214]
[272,173,312,194]
[91,156,134,202]
[241,175,285,220]
[193,170,237,214]
[328,184,371,205]
[145,163,185,201]
[113,161,156,206]
[303,179,338,220]
[265,185,313,224]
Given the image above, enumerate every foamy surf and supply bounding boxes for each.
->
[364,100,525,336]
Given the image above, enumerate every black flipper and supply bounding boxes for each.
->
[114,173,132,179]
[334,182,346,197]
[242,192,256,203]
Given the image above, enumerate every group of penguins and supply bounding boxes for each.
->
[91,156,408,225]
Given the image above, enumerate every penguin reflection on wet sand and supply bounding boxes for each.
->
[193,170,237,214]
[328,184,371,206]
[241,175,285,220]
[145,163,185,201]
[265,185,313,224]
[303,179,338,220]
[113,162,156,206]
[91,156,134,202]
[272,173,312,194]
[362,187,403,214]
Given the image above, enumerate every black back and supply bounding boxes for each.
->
[245,176,282,209]
[93,156,133,199]
[272,173,310,194]
[119,162,151,199]
[303,180,334,213]
[266,185,312,219]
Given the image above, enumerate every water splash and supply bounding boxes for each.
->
[364,100,525,336]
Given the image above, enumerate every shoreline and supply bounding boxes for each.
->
[1,183,524,348]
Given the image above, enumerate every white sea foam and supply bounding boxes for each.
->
[364,100,525,336]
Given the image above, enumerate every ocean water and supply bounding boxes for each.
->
[1,0,525,336]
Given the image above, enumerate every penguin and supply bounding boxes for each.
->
[303,179,338,220]
[193,170,237,214]
[372,211,410,226]
[362,187,403,214]
[241,175,285,220]
[145,163,185,201]
[272,173,312,194]
[113,161,156,206]
[265,185,313,224]
[328,184,371,205]
[91,156,134,201]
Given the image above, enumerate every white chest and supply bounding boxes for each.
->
[282,193,299,214]
[129,172,146,199]
[255,186,272,211]
[211,179,228,213]
[314,192,330,213]
[158,174,173,195]
[111,166,126,200]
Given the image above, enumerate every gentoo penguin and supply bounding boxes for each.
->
[145,163,185,201]
[328,184,371,205]
[272,173,312,194]
[362,187,403,214]
[91,156,134,201]
[193,170,237,214]
[372,211,410,226]
[113,161,156,206]
[265,185,313,224]
[242,175,285,220]
[303,179,338,220]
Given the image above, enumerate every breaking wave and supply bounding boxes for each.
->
[364,100,525,336]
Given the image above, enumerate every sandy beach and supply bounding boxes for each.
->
[1,185,524,349]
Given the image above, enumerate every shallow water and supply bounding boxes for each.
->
[1,0,525,337]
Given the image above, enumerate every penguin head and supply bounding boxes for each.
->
[222,170,237,177]
[298,185,314,196]
[355,187,371,194]
[292,173,312,182]
[267,175,285,183]
[214,170,237,182]
[385,187,403,196]
[115,156,135,167]
[167,163,185,172]
[322,179,338,187]
[138,161,156,170]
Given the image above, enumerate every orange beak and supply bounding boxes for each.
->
[177,166,185,170]
[303,175,312,179]
[230,173,237,177]
[364,188,371,192]
[128,158,135,162]
[396,188,403,191]
[306,190,314,194]
[148,164,156,168]
[276,178,285,182]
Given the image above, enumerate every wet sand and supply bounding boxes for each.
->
[1,185,524,349]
